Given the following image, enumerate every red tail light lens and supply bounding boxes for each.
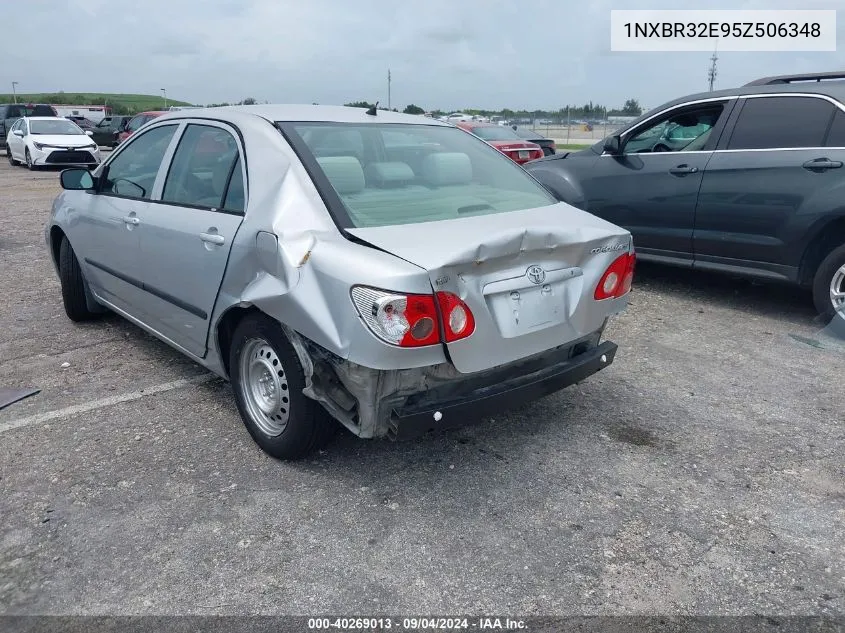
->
[400,294,440,347]
[436,292,476,342]
[594,252,636,300]
[350,287,476,347]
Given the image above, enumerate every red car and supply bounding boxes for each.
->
[455,122,544,164]
[117,111,168,143]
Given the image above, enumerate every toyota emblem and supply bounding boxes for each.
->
[526,265,546,285]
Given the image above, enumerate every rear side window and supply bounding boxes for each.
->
[728,96,835,149]
[127,116,148,132]
[825,109,845,147]
[161,124,241,209]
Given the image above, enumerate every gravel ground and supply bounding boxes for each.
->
[0,157,842,617]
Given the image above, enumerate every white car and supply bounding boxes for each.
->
[6,116,100,170]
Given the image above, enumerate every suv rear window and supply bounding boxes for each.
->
[727,96,835,149]
[280,122,556,229]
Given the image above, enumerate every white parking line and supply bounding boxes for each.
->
[0,374,218,435]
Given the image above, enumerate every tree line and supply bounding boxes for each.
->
[343,99,642,120]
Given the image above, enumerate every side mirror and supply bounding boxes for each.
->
[60,168,95,190]
[85,130,94,136]
[12,130,24,137]
[603,135,622,155]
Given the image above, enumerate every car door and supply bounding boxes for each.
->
[72,123,180,315]
[581,99,734,260]
[135,121,246,357]
[91,117,112,146]
[693,95,845,278]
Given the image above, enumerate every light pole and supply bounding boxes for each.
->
[161,88,168,109]
[11,81,18,104]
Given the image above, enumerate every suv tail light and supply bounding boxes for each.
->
[436,291,475,342]
[594,252,636,300]
[351,286,475,347]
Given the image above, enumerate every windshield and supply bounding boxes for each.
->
[30,119,84,135]
[281,122,556,229]
[467,126,522,141]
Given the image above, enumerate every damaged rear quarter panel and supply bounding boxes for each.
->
[207,125,447,374]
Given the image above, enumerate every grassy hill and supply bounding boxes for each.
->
[0,92,192,114]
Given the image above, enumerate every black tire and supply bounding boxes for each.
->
[7,145,19,166]
[229,314,335,460]
[812,243,845,337]
[25,148,36,170]
[58,236,98,322]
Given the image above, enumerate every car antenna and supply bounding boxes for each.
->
[366,101,379,116]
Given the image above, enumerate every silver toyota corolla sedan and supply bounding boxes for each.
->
[45,105,635,460]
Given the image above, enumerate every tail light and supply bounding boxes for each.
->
[351,286,475,347]
[436,291,475,342]
[594,252,636,300]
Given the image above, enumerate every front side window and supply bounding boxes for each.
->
[101,124,177,199]
[282,122,556,229]
[727,96,835,150]
[161,124,241,209]
[624,103,724,153]
[30,120,83,135]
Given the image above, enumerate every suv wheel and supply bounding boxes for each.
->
[812,243,845,336]
[229,314,335,460]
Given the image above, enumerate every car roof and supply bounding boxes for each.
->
[457,121,496,127]
[149,104,452,127]
[25,116,76,121]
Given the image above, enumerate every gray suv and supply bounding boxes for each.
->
[524,71,845,331]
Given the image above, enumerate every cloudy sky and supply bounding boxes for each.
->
[3,0,843,111]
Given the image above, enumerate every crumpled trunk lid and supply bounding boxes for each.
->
[347,203,632,374]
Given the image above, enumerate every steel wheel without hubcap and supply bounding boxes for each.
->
[829,263,845,317]
[238,338,291,436]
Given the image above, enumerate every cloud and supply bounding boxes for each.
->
[2,0,843,111]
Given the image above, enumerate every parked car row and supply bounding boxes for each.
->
[24,71,845,461]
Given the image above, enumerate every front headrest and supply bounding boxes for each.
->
[365,161,415,187]
[317,156,365,195]
[421,152,472,186]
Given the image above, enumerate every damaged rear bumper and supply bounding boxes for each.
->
[295,327,616,440]
[389,340,617,439]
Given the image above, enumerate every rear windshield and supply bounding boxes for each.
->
[467,125,523,141]
[279,122,556,229]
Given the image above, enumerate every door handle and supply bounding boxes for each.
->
[122,216,140,225]
[669,165,699,175]
[803,158,843,170]
[200,232,225,246]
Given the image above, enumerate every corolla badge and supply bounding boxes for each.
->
[591,242,629,254]
[526,265,546,285]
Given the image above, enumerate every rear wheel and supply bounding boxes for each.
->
[229,314,335,460]
[812,243,845,337]
[58,236,99,322]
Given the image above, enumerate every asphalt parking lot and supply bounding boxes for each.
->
[0,156,843,617]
